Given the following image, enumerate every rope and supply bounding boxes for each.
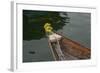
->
[54,35,66,60]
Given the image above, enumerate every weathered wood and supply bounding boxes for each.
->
[48,32,91,60]
[60,37,91,59]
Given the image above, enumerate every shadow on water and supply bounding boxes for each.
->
[29,51,35,54]
[23,10,69,40]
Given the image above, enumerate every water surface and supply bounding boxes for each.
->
[23,12,91,62]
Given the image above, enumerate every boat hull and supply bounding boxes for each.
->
[48,33,91,60]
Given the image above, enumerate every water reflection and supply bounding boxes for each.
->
[59,12,91,48]
[23,12,91,62]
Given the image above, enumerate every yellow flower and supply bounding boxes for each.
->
[44,23,51,29]
[45,26,53,32]
[44,23,53,33]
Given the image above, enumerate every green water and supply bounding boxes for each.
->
[58,12,91,48]
[23,12,91,62]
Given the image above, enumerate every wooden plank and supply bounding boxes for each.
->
[47,32,91,60]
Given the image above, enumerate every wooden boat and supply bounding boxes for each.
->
[47,32,91,61]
